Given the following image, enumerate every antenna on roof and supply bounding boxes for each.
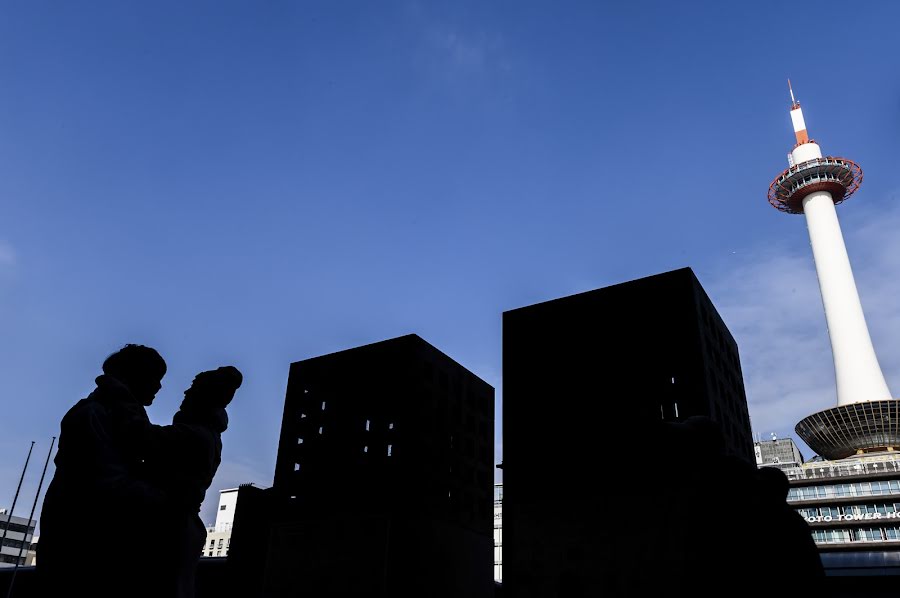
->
[788,78,796,106]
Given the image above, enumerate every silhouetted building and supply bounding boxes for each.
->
[502,267,753,596]
[0,509,35,567]
[229,334,495,598]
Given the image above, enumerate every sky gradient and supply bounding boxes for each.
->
[2,1,900,528]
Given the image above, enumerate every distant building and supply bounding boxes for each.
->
[24,536,37,567]
[202,488,239,558]
[790,453,900,550]
[493,484,502,583]
[229,334,495,598]
[502,267,753,596]
[755,439,900,552]
[755,436,805,470]
[0,509,36,567]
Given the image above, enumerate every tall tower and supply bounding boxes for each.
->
[768,83,897,459]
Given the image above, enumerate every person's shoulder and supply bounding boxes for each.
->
[62,397,105,421]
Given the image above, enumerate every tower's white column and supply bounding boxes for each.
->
[802,190,892,406]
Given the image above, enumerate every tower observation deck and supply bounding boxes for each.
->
[769,83,897,460]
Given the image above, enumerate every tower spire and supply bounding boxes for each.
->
[788,79,808,145]
[768,90,897,459]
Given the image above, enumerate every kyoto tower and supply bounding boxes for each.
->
[768,82,897,459]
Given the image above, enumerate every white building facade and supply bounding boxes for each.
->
[203,488,238,558]
[494,484,502,583]
[0,509,36,567]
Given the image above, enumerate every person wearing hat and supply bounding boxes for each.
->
[138,366,243,598]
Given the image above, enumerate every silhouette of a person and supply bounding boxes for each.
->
[655,416,760,596]
[38,344,169,598]
[753,466,825,590]
[139,366,242,598]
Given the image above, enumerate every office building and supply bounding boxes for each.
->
[230,334,495,598]
[203,488,239,558]
[755,436,805,470]
[502,267,753,596]
[0,509,35,567]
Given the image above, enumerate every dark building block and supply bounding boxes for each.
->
[502,267,753,596]
[235,334,494,597]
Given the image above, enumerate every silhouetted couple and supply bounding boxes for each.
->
[37,345,242,598]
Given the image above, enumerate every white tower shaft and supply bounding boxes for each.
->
[791,141,892,406]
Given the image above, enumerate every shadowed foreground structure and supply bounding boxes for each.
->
[503,268,757,596]
[226,334,495,598]
[5,556,900,598]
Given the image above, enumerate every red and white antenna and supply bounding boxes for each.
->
[788,79,809,145]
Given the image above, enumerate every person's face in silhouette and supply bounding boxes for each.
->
[183,371,231,406]
[128,374,163,407]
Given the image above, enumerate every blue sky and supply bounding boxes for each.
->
[2,1,900,528]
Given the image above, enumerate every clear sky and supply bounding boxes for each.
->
[2,1,900,528]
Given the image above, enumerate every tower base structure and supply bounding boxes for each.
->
[796,399,900,460]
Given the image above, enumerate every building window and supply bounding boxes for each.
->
[220,505,227,511]
[855,528,883,542]
[387,445,393,457]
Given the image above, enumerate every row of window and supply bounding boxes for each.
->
[788,480,900,501]
[0,538,28,550]
[202,537,229,557]
[207,538,228,549]
[811,527,900,544]
[0,522,34,535]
